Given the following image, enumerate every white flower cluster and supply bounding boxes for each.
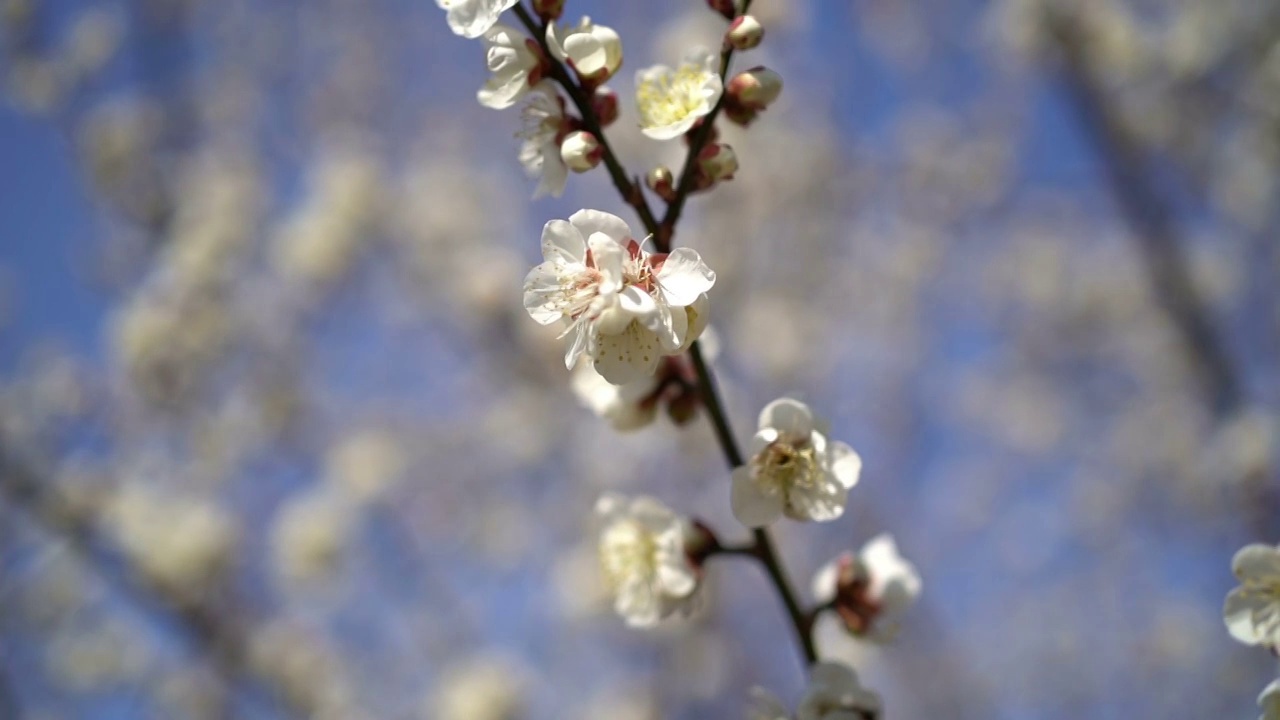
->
[442,0,901,715]
[1224,543,1280,719]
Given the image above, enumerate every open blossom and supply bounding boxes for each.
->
[437,0,518,39]
[812,534,922,642]
[1260,679,1280,720]
[749,662,881,720]
[516,82,568,198]
[635,48,722,140]
[1224,543,1280,647]
[546,16,622,82]
[477,25,543,110]
[731,398,862,527]
[596,493,701,627]
[522,209,715,384]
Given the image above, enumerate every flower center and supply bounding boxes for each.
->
[637,66,709,128]
[754,439,820,495]
[599,520,658,590]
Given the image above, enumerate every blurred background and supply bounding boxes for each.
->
[1,0,1279,717]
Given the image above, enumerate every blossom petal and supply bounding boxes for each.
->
[1224,586,1270,645]
[593,323,662,384]
[811,557,840,603]
[758,397,814,437]
[522,262,565,324]
[747,687,790,720]
[442,0,517,38]
[680,294,710,351]
[657,248,716,306]
[617,576,660,627]
[541,219,585,264]
[1234,544,1280,581]
[563,322,589,369]
[786,480,847,523]
[828,441,862,489]
[618,285,657,321]
[569,209,632,245]
[731,467,783,527]
[657,561,696,598]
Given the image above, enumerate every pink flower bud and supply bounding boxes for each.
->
[726,15,764,50]
[560,130,602,172]
[531,0,563,22]
[696,143,738,185]
[592,85,619,127]
[726,66,782,111]
[707,0,737,21]
[646,166,676,201]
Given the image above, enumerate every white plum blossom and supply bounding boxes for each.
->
[731,398,862,527]
[635,48,723,140]
[1224,543,1280,648]
[522,209,715,384]
[516,82,568,198]
[749,662,881,720]
[1260,679,1280,720]
[437,0,518,39]
[546,16,622,82]
[595,493,701,627]
[477,25,543,110]
[812,534,922,642]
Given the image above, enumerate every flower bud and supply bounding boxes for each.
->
[560,130,602,172]
[531,0,563,22]
[546,17,623,84]
[726,66,782,111]
[726,15,764,50]
[707,0,737,21]
[646,165,676,201]
[695,143,738,186]
[592,85,619,126]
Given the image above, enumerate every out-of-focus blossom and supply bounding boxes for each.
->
[1260,679,1280,720]
[430,654,528,720]
[271,490,354,585]
[596,493,701,627]
[546,16,622,82]
[635,48,722,140]
[106,484,237,600]
[812,533,922,642]
[1224,543,1280,648]
[749,661,882,719]
[477,25,543,110]
[522,209,715,384]
[517,83,570,198]
[437,0,518,39]
[324,429,405,503]
[731,398,861,526]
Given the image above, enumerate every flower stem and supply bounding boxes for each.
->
[513,0,817,672]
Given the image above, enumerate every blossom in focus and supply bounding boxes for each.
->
[1260,679,1280,720]
[635,48,722,140]
[546,16,622,82]
[812,534,922,642]
[437,0,519,39]
[596,493,701,627]
[522,209,715,384]
[1224,543,1280,648]
[731,398,862,526]
[516,82,569,198]
[560,130,602,172]
[477,25,543,110]
[749,662,882,720]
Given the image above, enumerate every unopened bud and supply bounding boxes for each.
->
[592,85,619,126]
[531,0,563,21]
[727,66,783,111]
[560,131,602,172]
[707,0,737,21]
[646,166,676,201]
[726,15,764,50]
[696,143,738,184]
